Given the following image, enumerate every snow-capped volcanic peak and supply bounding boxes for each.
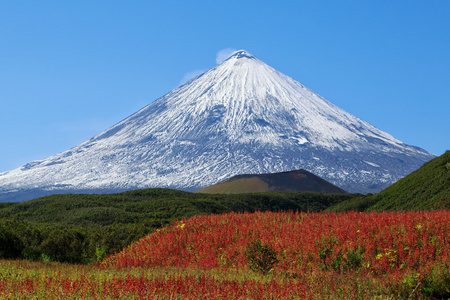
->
[109,49,400,150]
[0,50,435,202]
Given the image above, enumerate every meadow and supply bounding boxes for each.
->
[1,210,449,299]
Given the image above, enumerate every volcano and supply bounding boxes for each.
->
[0,50,435,202]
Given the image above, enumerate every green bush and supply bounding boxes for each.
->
[40,229,86,263]
[245,239,279,275]
[421,264,450,298]
[344,247,364,271]
[0,229,23,259]
[95,245,107,262]
[317,236,338,270]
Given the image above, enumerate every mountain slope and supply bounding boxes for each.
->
[196,169,348,194]
[369,150,450,210]
[328,150,450,211]
[0,50,435,201]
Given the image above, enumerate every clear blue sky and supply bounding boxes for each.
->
[1,1,449,173]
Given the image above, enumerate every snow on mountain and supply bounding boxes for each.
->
[0,50,435,202]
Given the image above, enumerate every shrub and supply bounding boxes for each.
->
[0,229,23,259]
[421,264,450,298]
[344,247,364,271]
[40,229,86,263]
[95,245,107,262]
[245,239,279,275]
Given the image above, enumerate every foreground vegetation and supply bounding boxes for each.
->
[1,211,448,299]
[0,190,353,263]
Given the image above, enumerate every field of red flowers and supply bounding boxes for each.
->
[1,211,449,299]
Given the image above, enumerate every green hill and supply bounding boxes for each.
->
[196,169,348,194]
[328,150,450,212]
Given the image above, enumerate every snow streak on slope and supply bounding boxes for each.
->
[0,50,435,201]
